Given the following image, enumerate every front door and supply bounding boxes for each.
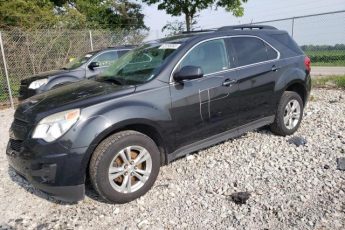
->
[85,51,119,78]
[169,38,239,149]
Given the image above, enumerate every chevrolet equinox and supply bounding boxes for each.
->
[7,25,311,203]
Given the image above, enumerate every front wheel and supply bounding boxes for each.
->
[270,91,304,136]
[89,130,160,203]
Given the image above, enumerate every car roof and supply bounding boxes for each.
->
[153,25,287,45]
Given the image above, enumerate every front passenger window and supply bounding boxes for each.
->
[92,51,118,67]
[179,39,229,75]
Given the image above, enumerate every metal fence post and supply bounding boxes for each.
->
[291,17,295,37]
[0,31,14,109]
[89,30,94,51]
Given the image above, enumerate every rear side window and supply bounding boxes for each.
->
[231,37,279,67]
[231,37,269,66]
[179,39,229,75]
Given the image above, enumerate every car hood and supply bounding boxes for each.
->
[15,79,135,123]
[21,69,74,84]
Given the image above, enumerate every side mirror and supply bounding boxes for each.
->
[173,66,203,82]
[88,62,100,70]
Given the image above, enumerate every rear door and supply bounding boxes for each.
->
[229,36,280,126]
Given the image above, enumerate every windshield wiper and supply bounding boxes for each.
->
[98,77,124,86]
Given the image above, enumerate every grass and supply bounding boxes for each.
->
[306,50,345,56]
[305,50,345,67]
[0,81,19,102]
[311,61,345,67]
[312,75,345,89]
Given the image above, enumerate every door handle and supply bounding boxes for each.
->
[271,65,279,72]
[222,79,237,87]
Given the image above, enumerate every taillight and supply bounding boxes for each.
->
[304,56,311,73]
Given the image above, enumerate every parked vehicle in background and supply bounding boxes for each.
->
[7,25,311,204]
[18,45,135,100]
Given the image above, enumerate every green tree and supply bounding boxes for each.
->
[162,20,185,36]
[141,0,248,32]
[56,0,147,30]
[0,0,147,30]
[0,0,57,29]
[162,18,198,36]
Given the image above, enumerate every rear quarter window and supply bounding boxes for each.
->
[270,33,303,56]
[266,43,278,60]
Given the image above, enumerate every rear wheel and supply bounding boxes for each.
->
[89,130,160,203]
[270,91,304,136]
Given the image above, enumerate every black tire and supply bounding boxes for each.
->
[270,91,304,136]
[89,130,160,203]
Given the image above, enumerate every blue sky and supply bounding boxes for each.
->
[142,0,345,45]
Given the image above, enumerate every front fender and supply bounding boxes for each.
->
[59,99,171,167]
[61,102,169,149]
[44,75,81,90]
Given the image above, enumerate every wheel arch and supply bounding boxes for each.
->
[82,119,169,181]
[284,80,308,105]
[45,75,80,90]
[275,66,308,106]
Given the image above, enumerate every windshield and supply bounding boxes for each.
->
[63,52,96,70]
[97,43,180,85]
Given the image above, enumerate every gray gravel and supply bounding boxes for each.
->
[0,89,345,230]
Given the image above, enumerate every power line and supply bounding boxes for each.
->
[201,9,345,29]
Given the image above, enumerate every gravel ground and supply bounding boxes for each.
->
[0,89,344,230]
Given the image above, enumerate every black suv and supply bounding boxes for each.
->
[7,25,311,203]
[18,46,135,100]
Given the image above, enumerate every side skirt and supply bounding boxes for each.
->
[167,116,275,163]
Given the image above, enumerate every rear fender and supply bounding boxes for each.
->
[274,66,307,105]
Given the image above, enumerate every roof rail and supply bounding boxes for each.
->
[217,25,277,31]
[181,29,216,34]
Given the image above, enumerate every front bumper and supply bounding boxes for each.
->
[6,139,87,202]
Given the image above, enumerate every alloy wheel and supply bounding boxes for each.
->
[283,99,301,129]
[108,146,152,193]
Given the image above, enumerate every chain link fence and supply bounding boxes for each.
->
[252,10,345,67]
[1,11,345,109]
[0,28,146,108]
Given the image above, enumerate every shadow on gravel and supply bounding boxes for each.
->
[256,125,275,135]
[84,179,110,204]
[170,126,275,163]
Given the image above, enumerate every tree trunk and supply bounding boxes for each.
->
[185,13,191,32]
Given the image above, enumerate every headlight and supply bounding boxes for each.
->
[32,109,80,142]
[29,79,48,89]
